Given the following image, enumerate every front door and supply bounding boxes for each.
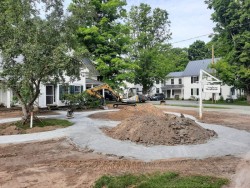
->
[167,90,171,98]
[46,85,54,105]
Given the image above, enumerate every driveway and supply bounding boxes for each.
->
[0,110,250,162]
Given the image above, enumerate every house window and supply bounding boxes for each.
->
[171,79,174,85]
[179,79,182,84]
[197,88,199,95]
[59,85,69,100]
[74,86,81,94]
[172,90,175,96]
[191,88,193,95]
[191,76,199,84]
[231,87,235,95]
[156,88,160,93]
[156,80,160,84]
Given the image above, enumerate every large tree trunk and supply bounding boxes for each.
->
[247,93,250,104]
[246,86,250,104]
[21,104,33,124]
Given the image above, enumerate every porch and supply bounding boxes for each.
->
[161,84,184,100]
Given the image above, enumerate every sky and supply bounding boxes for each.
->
[64,0,215,48]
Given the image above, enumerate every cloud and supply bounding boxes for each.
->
[126,0,215,47]
[64,0,215,48]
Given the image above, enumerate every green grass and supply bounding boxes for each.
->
[94,172,229,188]
[203,100,249,106]
[168,104,229,109]
[14,118,73,130]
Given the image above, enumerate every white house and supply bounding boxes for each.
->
[0,57,101,108]
[160,58,239,100]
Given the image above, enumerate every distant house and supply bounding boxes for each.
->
[159,58,239,100]
[0,57,101,108]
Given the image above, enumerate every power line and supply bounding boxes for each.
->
[171,33,213,44]
[170,21,250,45]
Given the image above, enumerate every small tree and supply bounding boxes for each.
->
[0,0,82,122]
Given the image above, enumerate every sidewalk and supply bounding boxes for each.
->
[1,110,249,161]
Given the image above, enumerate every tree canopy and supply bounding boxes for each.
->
[205,0,250,103]
[69,0,136,88]
[127,3,172,93]
[0,0,82,120]
[188,40,210,61]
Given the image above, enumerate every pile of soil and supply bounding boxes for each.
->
[103,104,217,146]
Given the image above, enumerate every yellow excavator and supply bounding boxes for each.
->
[85,84,136,109]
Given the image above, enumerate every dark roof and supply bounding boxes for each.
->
[86,78,103,85]
[82,58,99,76]
[182,58,220,77]
[167,71,183,77]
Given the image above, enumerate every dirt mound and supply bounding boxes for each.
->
[103,104,217,146]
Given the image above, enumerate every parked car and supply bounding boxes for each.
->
[150,93,165,101]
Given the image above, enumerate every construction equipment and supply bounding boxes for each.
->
[85,84,138,109]
[122,87,147,103]
[86,83,121,102]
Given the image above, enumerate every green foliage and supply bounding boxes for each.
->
[15,119,73,130]
[164,47,189,71]
[188,40,211,60]
[64,91,101,109]
[219,96,224,102]
[128,3,172,93]
[0,0,83,118]
[205,0,250,103]
[69,0,135,88]
[94,172,228,188]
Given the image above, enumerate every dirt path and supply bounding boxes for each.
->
[0,138,239,188]
[224,152,250,188]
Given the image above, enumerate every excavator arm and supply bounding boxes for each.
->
[85,84,121,101]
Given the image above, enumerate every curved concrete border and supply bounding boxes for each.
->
[1,110,250,161]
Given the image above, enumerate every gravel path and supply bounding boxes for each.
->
[0,110,250,161]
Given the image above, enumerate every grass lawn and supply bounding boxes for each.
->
[94,172,228,188]
[203,100,249,106]
[14,118,73,130]
[167,104,229,109]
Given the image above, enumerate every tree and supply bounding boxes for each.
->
[206,0,250,103]
[188,40,210,60]
[127,3,172,93]
[0,0,82,122]
[69,0,136,88]
[167,47,189,71]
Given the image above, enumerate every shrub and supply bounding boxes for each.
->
[219,96,224,101]
[237,95,247,101]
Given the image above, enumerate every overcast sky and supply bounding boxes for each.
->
[64,0,215,48]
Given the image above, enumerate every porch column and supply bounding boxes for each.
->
[6,89,11,108]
